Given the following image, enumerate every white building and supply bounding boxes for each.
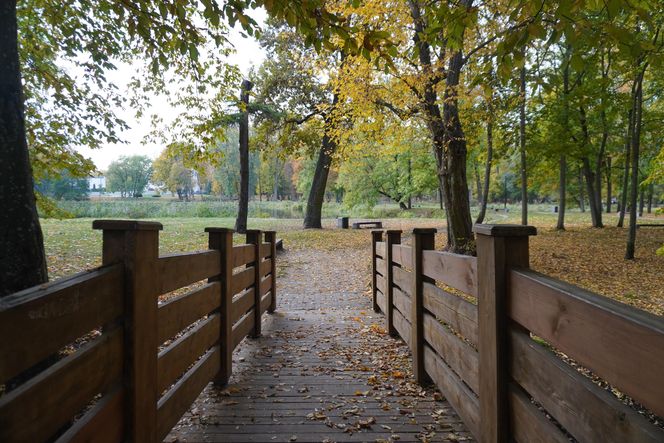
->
[88,176,106,191]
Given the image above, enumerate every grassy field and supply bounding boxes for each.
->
[41,207,664,315]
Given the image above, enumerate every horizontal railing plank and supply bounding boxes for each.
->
[424,344,480,438]
[260,258,272,278]
[0,264,123,382]
[231,266,255,295]
[510,328,663,442]
[375,241,386,258]
[509,382,569,443]
[157,314,220,394]
[393,308,411,345]
[158,282,220,344]
[157,250,221,294]
[260,292,271,315]
[232,244,255,268]
[232,289,254,324]
[392,265,412,294]
[260,275,272,297]
[56,387,124,443]
[157,346,220,441]
[423,282,478,346]
[509,269,664,418]
[260,242,271,259]
[232,310,255,349]
[0,329,123,443]
[393,287,411,321]
[375,257,386,276]
[423,313,479,394]
[392,244,413,268]
[422,250,477,297]
[376,290,386,313]
[376,275,387,299]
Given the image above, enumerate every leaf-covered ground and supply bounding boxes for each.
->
[41,210,664,315]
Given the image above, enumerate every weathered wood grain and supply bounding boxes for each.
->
[158,250,221,294]
[508,383,568,443]
[0,263,123,382]
[392,265,412,294]
[0,329,123,442]
[157,347,220,441]
[231,266,255,295]
[422,282,478,346]
[158,282,220,344]
[423,313,479,395]
[510,327,664,442]
[232,244,255,268]
[375,241,386,258]
[57,387,124,443]
[421,250,478,297]
[232,310,255,349]
[423,345,480,438]
[158,314,220,393]
[231,289,254,324]
[509,268,664,419]
[393,307,411,345]
[392,244,413,268]
[393,286,411,321]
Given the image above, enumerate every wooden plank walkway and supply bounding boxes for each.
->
[167,247,473,442]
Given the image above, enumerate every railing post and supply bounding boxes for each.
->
[411,228,436,384]
[385,230,402,337]
[473,224,536,443]
[205,227,234,386]
[93,220,162,443]
[246,229,262,338]
[371,230,383,313]
[263,231,277,313]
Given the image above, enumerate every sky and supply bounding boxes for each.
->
[76,9,267,172]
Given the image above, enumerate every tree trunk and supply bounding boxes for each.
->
[407,156,412,209]
[647,183,653,213]
[235,79,253,234]
[638,185,644,217]
[0,0,48,296]
[556,155,566,230]
[606,156,612,213]
[582,157,603,227]
[618,92,636,228]
[626,70,644,259]
[519,64,528,226]
[475,119,493,224]
[578,167,586,212]
[303,134,335,228]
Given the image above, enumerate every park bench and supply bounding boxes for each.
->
[351,220,383,229]
[636,223,664,228]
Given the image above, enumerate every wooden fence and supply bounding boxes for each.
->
[0,220,278,443]
[371,225,664,443]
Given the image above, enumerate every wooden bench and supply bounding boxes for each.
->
[636,224,664,228]
[352,221,383,229]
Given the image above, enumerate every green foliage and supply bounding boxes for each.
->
[36,171,89,201]
[106,155,153,198]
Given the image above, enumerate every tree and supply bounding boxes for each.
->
[36,172,89,201]
[106,155,152,198]
[235,79,253,233]
[153,150,196,200]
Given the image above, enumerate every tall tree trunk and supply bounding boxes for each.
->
[475,119,493,225]
[626,70,645,259]
[638,185,644,217]
[519,64,528,226]
[272,156,280,201]
[606,156,612,213]
[647,183,653,213]
[303,133,335,228]
[582,157,603,227]
[618,94,636,227]
[556,155,566,230]
[0,1,48,296]
[409,0,473,253]
[407,156,412,209]
[578,167,586,212]
[474,162,482,203]
[235,79,253,234]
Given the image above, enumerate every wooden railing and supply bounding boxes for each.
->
[371,225,664,443]
[0,220,278,443]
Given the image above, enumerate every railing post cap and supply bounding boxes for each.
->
[412,228,437,234]
[385,229,403,234]
[246,229,262,233]
[371,230,384,235]
[263,230,276,234]
[92,219,163,231]
[472,224,537,237]
[204,227,235,234]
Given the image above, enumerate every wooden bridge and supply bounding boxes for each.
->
[1,221,663,442]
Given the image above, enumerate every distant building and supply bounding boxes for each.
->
[88,176,106,191]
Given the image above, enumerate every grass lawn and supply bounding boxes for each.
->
[40,208,664,315]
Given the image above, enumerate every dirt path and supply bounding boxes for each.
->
[167,245,472,442]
